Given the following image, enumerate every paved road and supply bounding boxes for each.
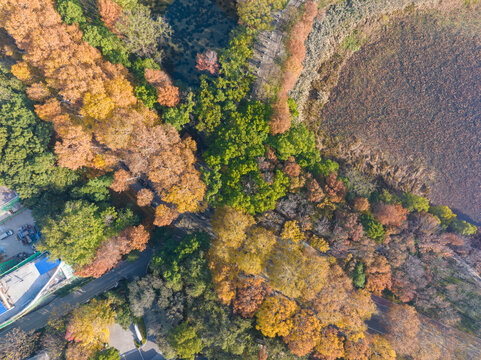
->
[0,248,152,336]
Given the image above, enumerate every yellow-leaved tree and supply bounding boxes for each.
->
[256,295,298,338]
[65,299,115,351]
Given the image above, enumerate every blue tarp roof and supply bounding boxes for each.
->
[0,301,7,315]
[35,257,60,275]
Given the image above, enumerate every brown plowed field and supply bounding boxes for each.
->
[318,10,481,224]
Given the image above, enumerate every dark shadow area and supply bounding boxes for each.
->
[163,0,237,87]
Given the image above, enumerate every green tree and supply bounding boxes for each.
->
[38,200,136,268]
[71,175,113,202]
[189,291,255,358]
[236,0,286,31]
[56,0,86,24]
[168,322,204,360]
[0,62,77,204]
[163,92,195,130]
[352,262,366,288]
[268,123,320,167]
[203,101,289,214]
[194,78,223,133]
[360,213,385,243]
[151,232,210,292]
[82,24,131,66]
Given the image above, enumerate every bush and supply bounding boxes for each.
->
[287,97,299,117]
[401,192,429,213]
[360,213,385,242]
[450,219,477,236]
[341,30,365,53]
[429,205,456,228]
[312,158,339,177]
[92,347,120,360]
[127,250,141,262]
[135,84,158,109]
[343,168,376,197]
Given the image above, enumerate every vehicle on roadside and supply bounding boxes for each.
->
[0,230,14,240]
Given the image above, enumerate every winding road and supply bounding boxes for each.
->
[0,248,152,336]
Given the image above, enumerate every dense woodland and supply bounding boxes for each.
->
[0,0,480,359]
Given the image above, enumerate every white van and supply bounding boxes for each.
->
[0,230,14,240]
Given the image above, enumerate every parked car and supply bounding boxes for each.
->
[0,230,14,240]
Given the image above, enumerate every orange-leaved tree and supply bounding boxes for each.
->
[0,0,205,227]
[284,309,322,356]
[385,304,421,357]
[233,277,269,318]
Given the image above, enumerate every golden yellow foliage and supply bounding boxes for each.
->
[153,204,178,227]
[235,250,263,275]
[211,207,255,249]
[256,295,298,338]
[281,220,304,243]
[80,92,115,121]
[285,309,322,356]
[66,299,115,351]
[105,77,137,107]
[314,327,345,360]
[162,170,206,213]
[368,334,396,360]
[11,61,34,83]
[309,235,329,253]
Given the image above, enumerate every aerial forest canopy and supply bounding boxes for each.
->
[0,0,480,359]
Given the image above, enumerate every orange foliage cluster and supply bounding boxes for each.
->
[365,256,392,295]
[144,68,180,107]
[136,188,154,207]
[353,196,370,212]
[0,0,205,226]
[98,0,123,33]
[373,203,408,227]
[283,156,301,177]
[153,203,179,227]
[324,172,346,203]
[233,277,270,318]
[270,1,319,135]
[76,225,150,277]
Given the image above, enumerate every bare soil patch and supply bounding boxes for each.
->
[317,10,481,224]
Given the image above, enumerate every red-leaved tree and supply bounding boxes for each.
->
[195,50,219,75]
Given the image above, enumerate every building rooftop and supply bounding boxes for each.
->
[0,254,61,322]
